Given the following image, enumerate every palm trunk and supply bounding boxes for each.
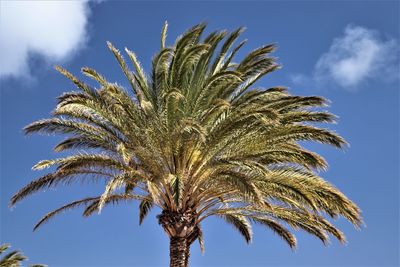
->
[159,210,197,267]
[169,236,189,267]
[184,244,190,267]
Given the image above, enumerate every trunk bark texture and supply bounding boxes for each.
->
[158,210,199,267]
[169,236,189,267]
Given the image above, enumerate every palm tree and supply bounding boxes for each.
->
[0,244,45,267]
[10,22,362,267]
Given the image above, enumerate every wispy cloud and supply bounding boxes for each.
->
[291,25,399,90]
[0,0,100,80]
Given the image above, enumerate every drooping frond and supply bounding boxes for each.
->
[10,169,111,206]
[249,216,297,249]
[34,194,144,231]
[139,197,154,225]
[219,213,252,243]
[33,197,100,231]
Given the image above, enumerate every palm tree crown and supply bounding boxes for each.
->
[11,22,362,267]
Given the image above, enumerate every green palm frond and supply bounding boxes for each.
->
[0,250,27,267]
[139,197,154,225]
[249,216,297,249]
[219,213,252,243]
[33,197,101,231]
[0,244,46,267]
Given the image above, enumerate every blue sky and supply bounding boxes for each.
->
[1,1,399,266]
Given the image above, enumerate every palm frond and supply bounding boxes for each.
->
[33,197,100,231]
[139,197,154,225]
[219,213,252,243]
[249,216,297,249]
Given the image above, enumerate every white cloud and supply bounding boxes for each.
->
[0,0,99,80]
[291,25,399,89]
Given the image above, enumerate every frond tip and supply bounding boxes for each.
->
[250,216,297,249]
[161,21,168,48]
[219,213,253,243]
